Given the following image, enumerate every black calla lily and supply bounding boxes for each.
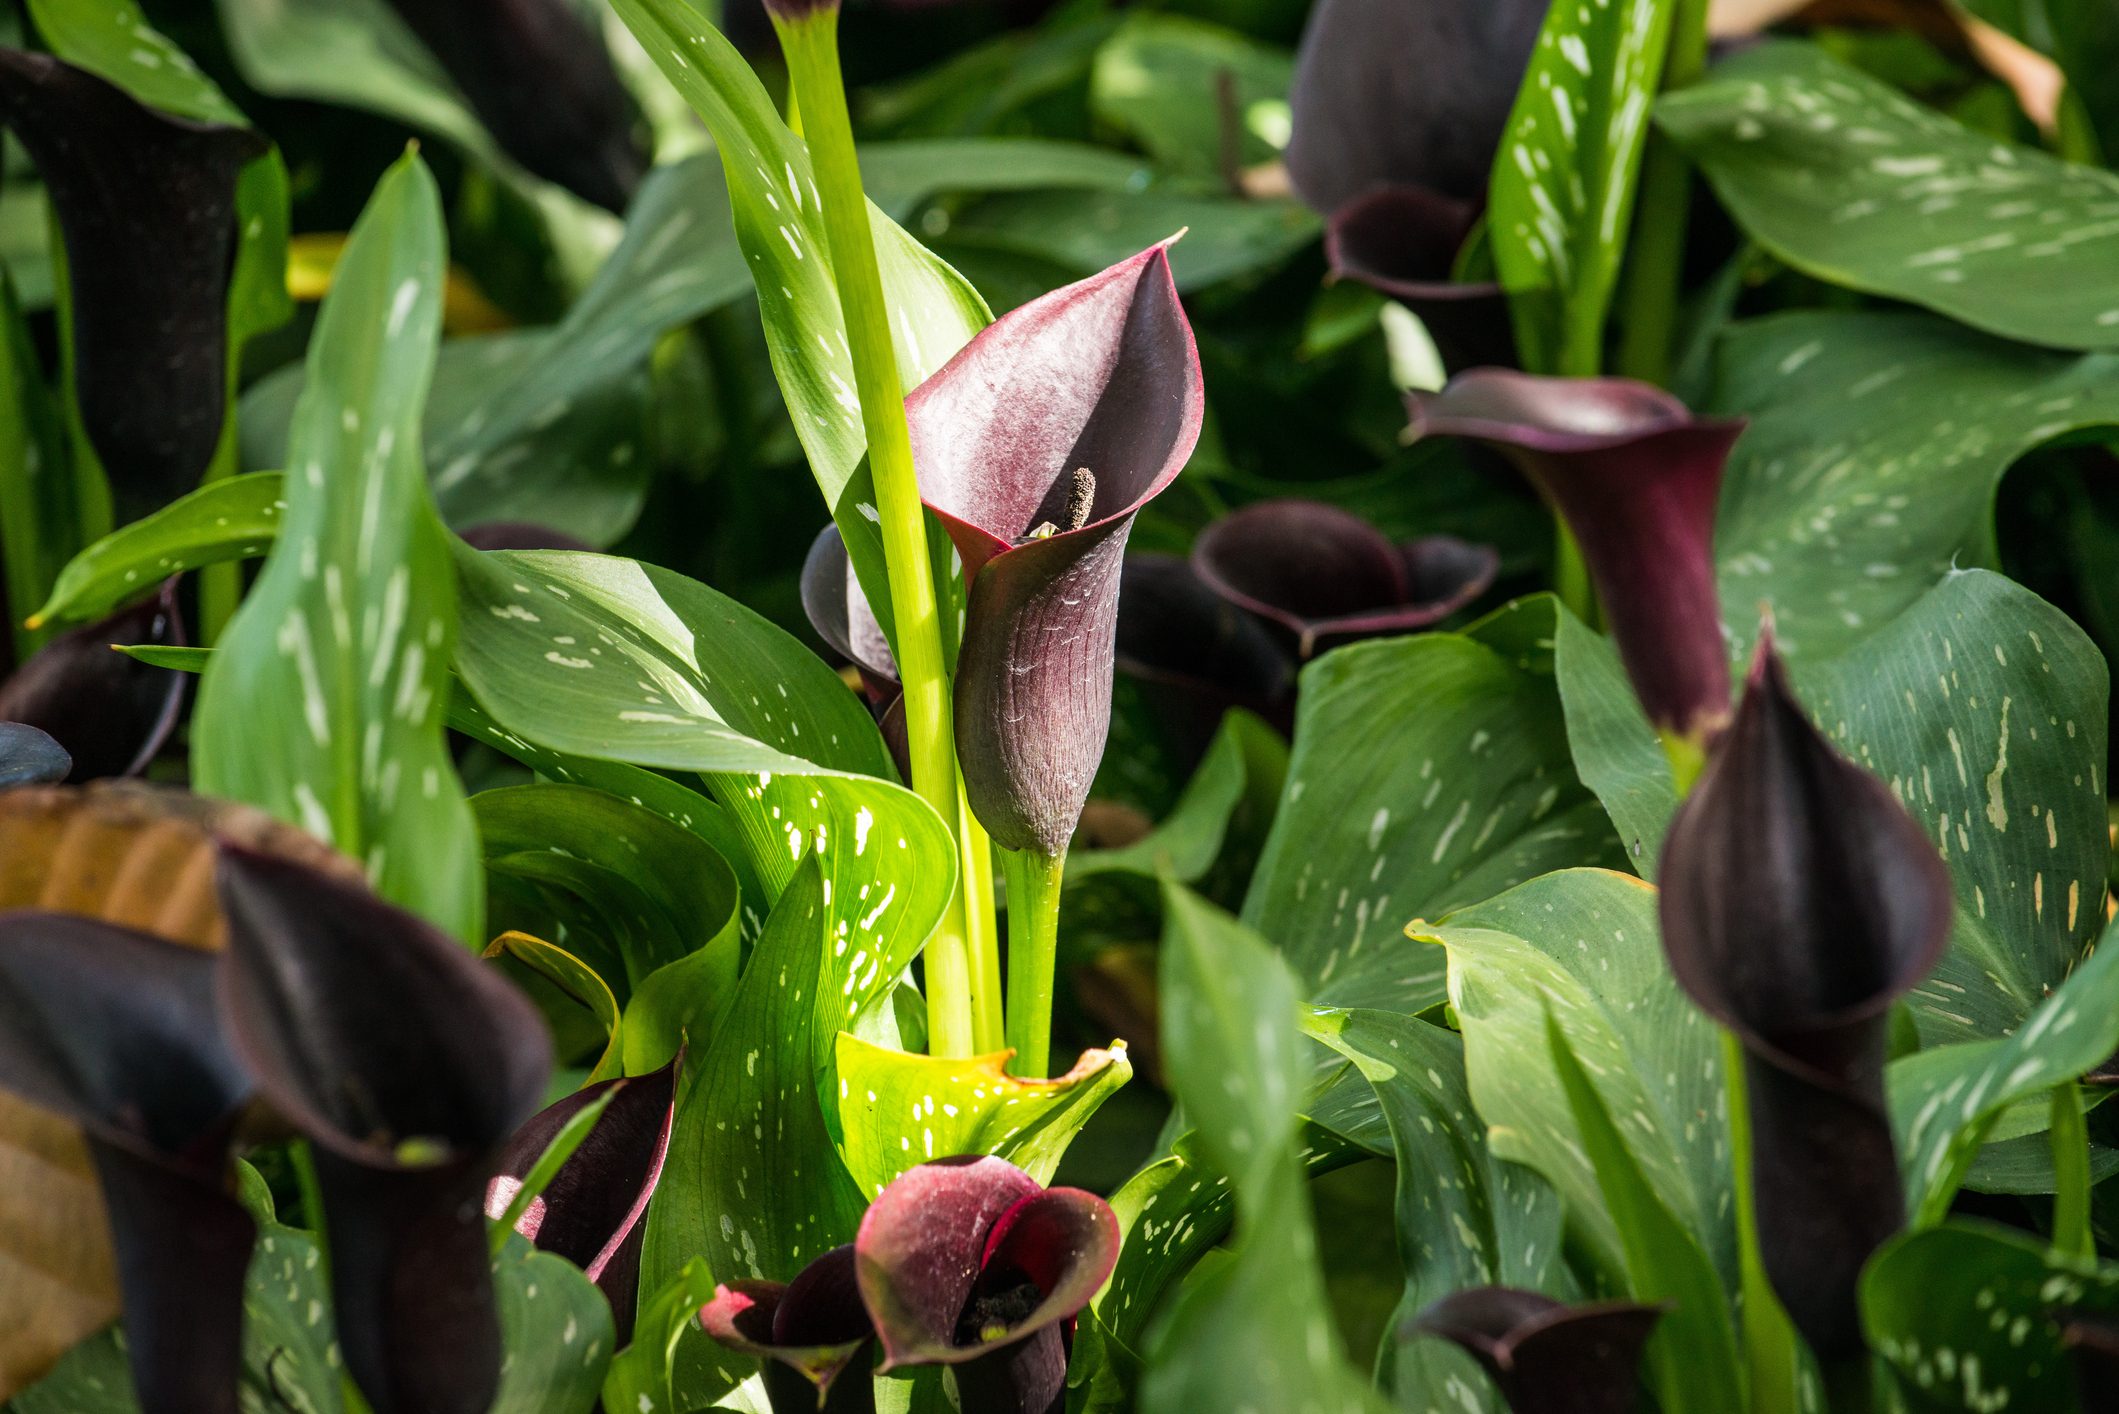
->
[215,844,552,1414]
[1412,1287,1662,1414]
[1657,633,1951,1360]
[701,1245,878,1414]
[0,911,255,1414]
[0,50,264,511]
[0,582,187,782]
[1114,552,1298,752]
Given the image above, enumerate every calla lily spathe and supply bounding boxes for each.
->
[1413,1286,1662,1414]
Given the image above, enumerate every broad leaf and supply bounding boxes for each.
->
[31,472,283,628]
[1487,0,1675,372]
[193,155,480,941]
[1661,41,2119,351]
[1069,708,1287,887]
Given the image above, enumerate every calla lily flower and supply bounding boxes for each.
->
[0,50,265,510]
[484,1057,678,1341]
[0,723,70,789]
[1190,498,1498,659]
[0,912,256,1414]
[801,523,900,705]
[856,1155,1119,1414]
[1412,1287,1663,1414]
[0,582,187,782]
[1407,370,1746,744]
[1283,0,1547,369]
[1657,634,1951,1360]
[380,0,647,212]
[906,243,1204,856]
[701,1245,877,1414]
[1114,553,1298,750]
[215,845,553,1414]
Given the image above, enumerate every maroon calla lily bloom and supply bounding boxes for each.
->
[216,845,553,1414]
[1191,499,1498,659]
[801,523,900,703]
[1114,553,1298,751]
[1284,0,1548,369]
[1412,1287,1662,1414]
[1407,370,1747,743]
[1658,634,1951,1360]
[0,581,188,782]
[0,912,256,1414]
[0,50,265,513]
[484,1056,678,1342]
[701,1245,878,1414]
[907,243,1204,856]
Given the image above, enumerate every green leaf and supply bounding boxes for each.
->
[1861,1221,2119,1413]
[602,1258,717,1414]
[1088,14,1293,181]
[489,1236,616,1414]
[1545,1011,1745,1414]
[1714,310,2119,661]
[1958,0,2119,160]
[833,1034,1131,1199]
[1487,0,1676,372]
[0,268,82,660]
[1661,40,2119,350]
[193,155,481,942]
[941,189,1320,292]
[640,856,867,1342]
[450,544,956,1048]
[487,929,624,1080]
[1139,882,1381,1414]
[1425,868,1735,1294]
[30,471,284,627]
[1891,912,2119,1224]
[1242,600,1622,1015]
[1299,1006,1567,1411]
[1069,708,1287,886]
[27,0,244,125]
[1553,603,1676,875]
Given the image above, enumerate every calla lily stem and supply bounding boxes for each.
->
[1003,846,1067,1078]
[2052,1082,2094,1261]
[961,785,1005,1054]
[775,4,988,1057]
[1615,0,1711,388]
[1722,1031,1805,1414]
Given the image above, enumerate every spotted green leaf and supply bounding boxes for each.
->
[1892,913,2119,1224]
[1241,600,1623,1016]
[1139,882,1382,1414]
[1488,0,1676,372]
[833,1035,1131,1199]
[193,155,481,941]
[601,1258,717,1414]
[489,1235,615,1414]
[1861,1221,2119,1413]
[1552,603,1674,875]
[30,471,284,627]
[1660,41,2119,350]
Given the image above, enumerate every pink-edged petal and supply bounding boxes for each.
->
[700,1246,875,1414]
[1322,187,1514,371]
[1408,369,1746,741]
[854,1154,1041,1367]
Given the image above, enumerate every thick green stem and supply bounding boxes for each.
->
[776,9,977,1056]
[960,786,1005,1054]
[1554,523,1595,627]
[1002,846,1067,1078]
[1615,0,1711,387]
[1724,1031,1807,1414]
[2052,1082,2094,1261]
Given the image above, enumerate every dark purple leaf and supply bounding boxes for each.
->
[1657,636,1951,1359]
[458,522,595,553]
[907,244,1204,855]
[1412,1286,1662,1414]
[801,523,899,699]
[0,581,187,781]
[0,723,70,789]
[0,911,254,1414]
[379,0,646,212]
[0,50,263,511]
[1114,554,1296,747]
[215,845,552,1414]
[1320,187,1514,371]
[1190,499,1497,658]
[484,1057,677,1341]
[1406,370,1746,742]
[700,1246,876,1414]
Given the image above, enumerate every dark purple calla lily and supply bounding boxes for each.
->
[215,844,552,1414]
[0,722,70,789]
[484,1057,677,1341]
[1284,0,1548,369]
[1190,498,1498,659]
[801,523,899,704]
[855,1155,1119,1414]
[0,582,187,781]
[906,243,1204,856]
[459,522,596,553]
[1407,370,1746,745]
[1657,634,1951,1361]
[1412,1287,1662,1414]
[0,50,264,511]
[1114,553,1298,750]
[701,1245,877,1414]
[380,0,646,212]
[0,912,255,1414]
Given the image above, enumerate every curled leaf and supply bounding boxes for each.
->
[908,244,1203,854]
[1407,370,1745,742]
[215,844,552,1414]
[1412,1286,1662,1414]
[1657,635,1951,1358]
